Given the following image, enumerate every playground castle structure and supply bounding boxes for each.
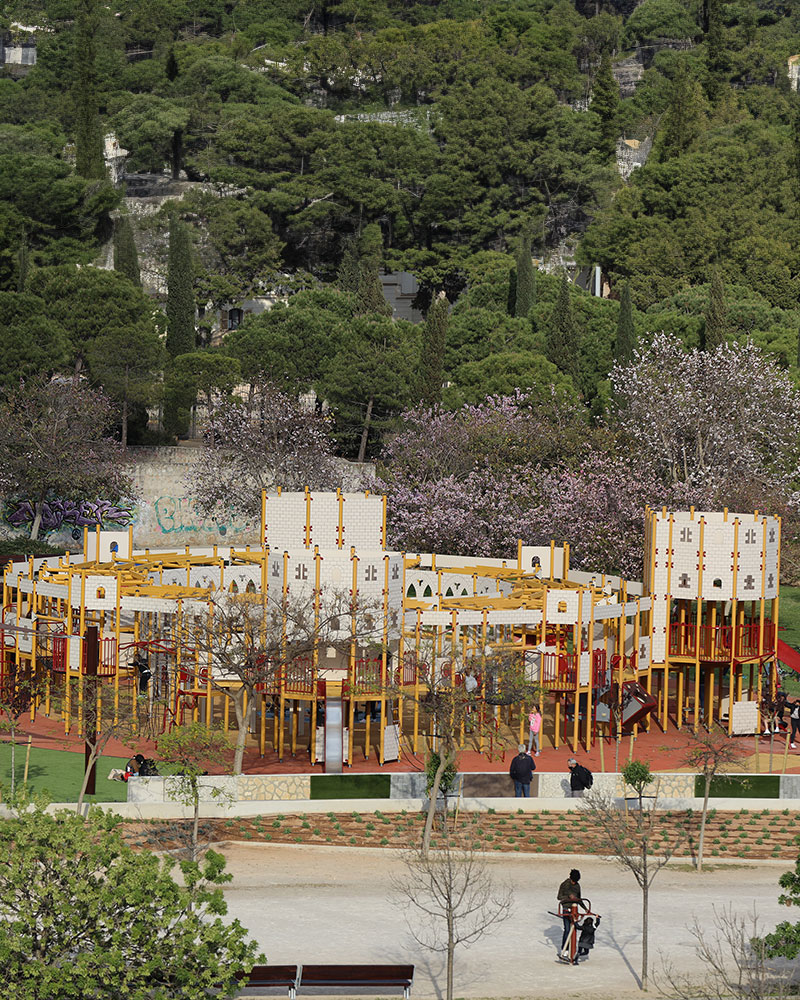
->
[0,494,788,768]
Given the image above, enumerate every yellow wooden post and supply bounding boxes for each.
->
[585,593,596,752]
[348,549,359,764]
[379,554,390,766]
[573,590,582,750]
[77,573,87,734]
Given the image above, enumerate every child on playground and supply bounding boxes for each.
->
[577,915,601,961]
[527,706,542,755]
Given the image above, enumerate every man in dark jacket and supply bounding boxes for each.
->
[509,745,536,797]
[567,758,593,797]
[557,868,583,957]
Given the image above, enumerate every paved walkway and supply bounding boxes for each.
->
[221,844,793,999]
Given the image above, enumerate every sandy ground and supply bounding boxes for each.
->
[220,843,793,999]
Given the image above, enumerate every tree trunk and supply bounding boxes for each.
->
[357,396,374,464]
[171,129,183,180]
[447,913,455,1000]
[207,390,215,448]
[121,395,128,450]
[422,747,454,857]
[697,773,711,872]
[232,691,247,775]
[192,783,200,861]
[10,727,16,797]
[641,851,649,990]
[76,748,97,813]
[30,489,47,541]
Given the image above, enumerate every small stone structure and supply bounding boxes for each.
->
[613,55,645,98]
[789,55,800,92]
[616,136,653,180]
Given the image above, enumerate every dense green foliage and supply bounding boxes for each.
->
[1,0,800,460]
[0,802,262,998]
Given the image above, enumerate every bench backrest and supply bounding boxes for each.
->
[300,965,414,987]
[239,964,299,987]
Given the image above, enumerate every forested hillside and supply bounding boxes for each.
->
[2,0,800,575]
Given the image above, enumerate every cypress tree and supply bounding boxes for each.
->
[515,233,536,319]
[547,274,580,384]
[614,283,636,363]
[705,0,728,102]
[113,216,140,286]
[166,216,195,357]
[165,46,179,82]
[591,51,620,160]
[506,266,517,316]
[704,268,728,350]
[337,237,361,293]
[16,235,30,293]
[355,223,391,316]
[419,291,448,406]
[658,75,704,162]
[73,0,106,180]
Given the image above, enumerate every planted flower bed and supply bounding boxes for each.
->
[124,808,800,860]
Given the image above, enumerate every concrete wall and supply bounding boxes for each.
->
[1,447,373,550]
[125,771,799,806]
[126,446,259,548]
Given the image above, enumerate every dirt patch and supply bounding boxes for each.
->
[122,807,800,860]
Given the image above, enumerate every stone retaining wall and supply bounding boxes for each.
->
[126,771,800,804]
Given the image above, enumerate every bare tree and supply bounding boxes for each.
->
[0,670,42,798]
[392,829,513,1000]
[659,905,796,1000]
[396,645,540,857]
[680,726,747,872]
[157,722,233,861]
[74,697,140,813]
[175,587,390,774]
[581,761,687,991]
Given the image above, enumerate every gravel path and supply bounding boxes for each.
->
[220,843,793,998]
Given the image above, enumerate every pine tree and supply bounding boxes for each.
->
[704,268,728,350]
[419,291,448,406]
[615,283,636,363]
[547,274,580,384]
[514,233,536,319]
[113,216,140,286]
[337,237,361,293]
[166,216,195,358]
[73,0,106,180]
[591,51,620,160]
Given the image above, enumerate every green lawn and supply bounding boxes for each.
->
[779,585,800,696]
[0,744,130,803]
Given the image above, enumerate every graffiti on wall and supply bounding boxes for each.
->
[6,498,135,536]
[154,495,253,536]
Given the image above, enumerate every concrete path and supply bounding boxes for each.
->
[221,844,792,999]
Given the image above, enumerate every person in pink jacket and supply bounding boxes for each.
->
[527,705,542,756]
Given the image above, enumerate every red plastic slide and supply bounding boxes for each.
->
[777,638,800,676]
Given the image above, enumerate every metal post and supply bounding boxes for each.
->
[84,624,99,797]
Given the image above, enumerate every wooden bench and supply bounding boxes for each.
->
[237,965,300,998]
[237,963,414,998]
[300,964,415,998]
